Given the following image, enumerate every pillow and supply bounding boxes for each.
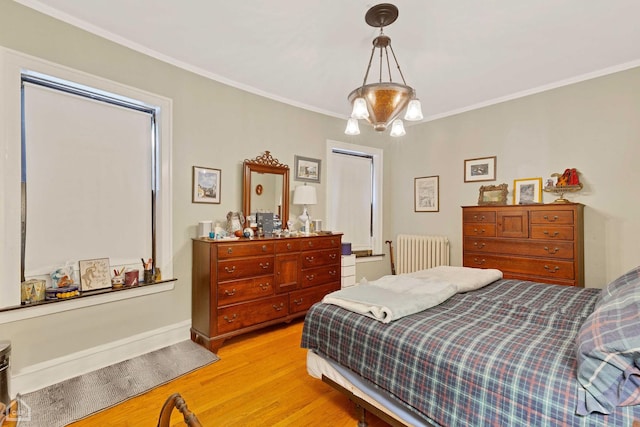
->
[575,266,640,415]
[595,265,640,307]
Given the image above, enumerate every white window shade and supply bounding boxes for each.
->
[23,83,153,277]
[328,152,373,251]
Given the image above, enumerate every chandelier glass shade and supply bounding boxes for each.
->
[345,3,423,137]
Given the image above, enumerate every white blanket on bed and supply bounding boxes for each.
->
[322,266,503,323]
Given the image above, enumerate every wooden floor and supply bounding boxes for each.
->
[65,319,390,426]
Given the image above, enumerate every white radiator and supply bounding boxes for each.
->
[396,234,450,274]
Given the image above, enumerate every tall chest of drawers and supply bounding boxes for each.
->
[191,234,342,352]
[462,204,584,286]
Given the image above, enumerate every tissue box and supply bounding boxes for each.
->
[341,242,352,255]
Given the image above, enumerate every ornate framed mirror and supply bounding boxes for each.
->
[242,151,289,228]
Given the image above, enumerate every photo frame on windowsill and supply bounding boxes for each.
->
[464,156,496,182]
[414,175,439,212]
[513,177,543,205]
[79,257,112,291]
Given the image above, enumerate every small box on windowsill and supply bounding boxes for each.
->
[341,242,352,255]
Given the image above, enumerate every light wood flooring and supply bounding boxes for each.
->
[65,319,390,426]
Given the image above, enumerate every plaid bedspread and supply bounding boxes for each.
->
[301,279,640,426]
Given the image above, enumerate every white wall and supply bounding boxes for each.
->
[387,67,640,288]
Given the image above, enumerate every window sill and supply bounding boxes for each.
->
[0,279,176,324]
[355,254,384,263]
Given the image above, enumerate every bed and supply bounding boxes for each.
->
[301,266,640,426]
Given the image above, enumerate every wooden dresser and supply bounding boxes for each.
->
[462,204,584,286]
[191,234,342,352]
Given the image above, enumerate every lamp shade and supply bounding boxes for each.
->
[293,185,317,205]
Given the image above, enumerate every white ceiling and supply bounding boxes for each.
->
[15,0,640,121]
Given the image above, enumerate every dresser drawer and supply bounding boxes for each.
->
[217,295,288,333]
[217,256,274,281]
[217,242,274,259]
[300,265,340,288]
[463,223,496,237]
[463,254,575,280]
[290,283,340,314]
[463,210,496,224]
[464,237,574,259]
[300,236,341,250]
[301,248,341,268]
[530,210,574,225]
[530,225,574,241]
[274,239,300,252]
[217,276,274,306]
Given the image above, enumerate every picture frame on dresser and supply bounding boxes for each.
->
[464,156,496,182]
[478,183,508,205]
[414,175,439,212]
[513,177,543,205]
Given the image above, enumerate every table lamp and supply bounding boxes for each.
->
[293,184,317,234]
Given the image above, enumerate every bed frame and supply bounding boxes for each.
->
[322,375,427,427]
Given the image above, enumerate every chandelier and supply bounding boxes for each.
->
[345,3,423,137]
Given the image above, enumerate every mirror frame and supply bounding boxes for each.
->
[242,151,289,229]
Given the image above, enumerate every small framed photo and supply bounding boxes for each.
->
[513,177,543,205]
[414,176,439,212]
[464,156,496,182]
[478,183,508,205]
[192,166,221,204]
[294,155,321,183]
[79,258,112,291]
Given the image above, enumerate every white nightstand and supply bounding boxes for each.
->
[341,254,356,288]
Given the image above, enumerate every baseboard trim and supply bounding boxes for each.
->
[11,319,192,395]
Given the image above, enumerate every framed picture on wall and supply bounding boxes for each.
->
[294,156,321,183]
[192,166,221,204]
[414,175,439,212]
[513,177,543,205]
[464,156,496,182]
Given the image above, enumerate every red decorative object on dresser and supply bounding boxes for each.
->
[191,234,342,352]
[462,203,584,286]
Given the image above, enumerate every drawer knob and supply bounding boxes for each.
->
[262,245,267,252]
[543,215,559,222]
[293,298,304,306]
[473,215,486,221]
[329,270,337,276]
[473,228,485,234]
[473,242,486,249]
[224,288,237,296]
[305,256,315,262]
[227,248,233,254]
[543,230,560,237]
[287,243,292,250]
[306,274,315,281]
[259,262,270,269]
[544,265,560,273]
[272,303,284,311]
[307,241,314,247]
[223,314,238,323]
[473,258,486,265]
[329,253,337,260]
[224,266,236,273]
[544,246,560,254]
[259,282,270,291]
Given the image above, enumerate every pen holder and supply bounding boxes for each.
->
[143,269,154,284]
[124,270,139,286]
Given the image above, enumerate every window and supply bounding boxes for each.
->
[0,49,173,314]
[326,140,383,256]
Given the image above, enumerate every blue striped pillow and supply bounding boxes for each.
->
[575,266,640,415]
